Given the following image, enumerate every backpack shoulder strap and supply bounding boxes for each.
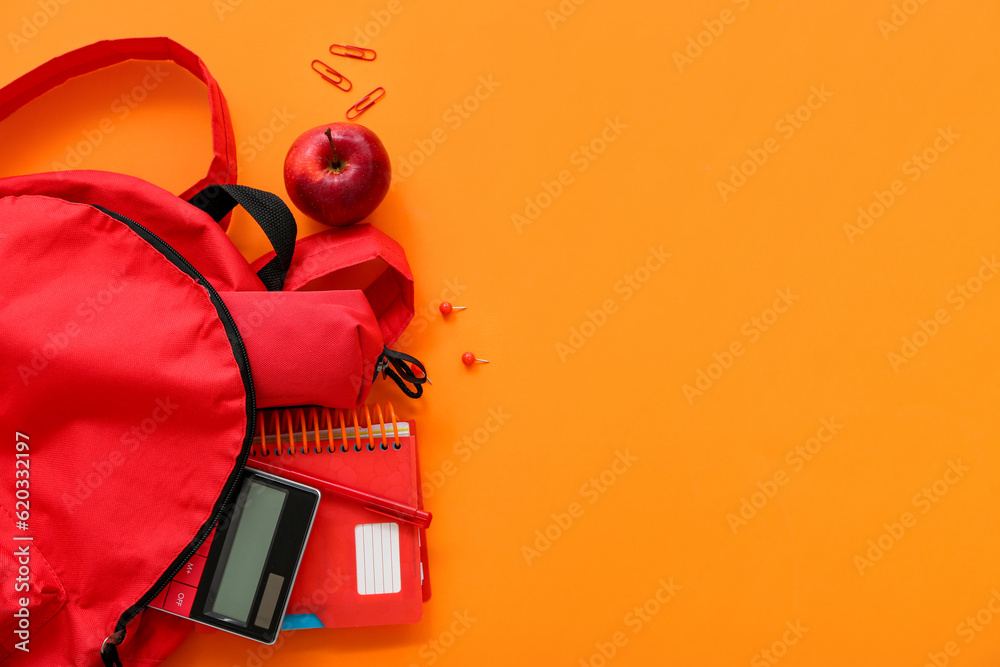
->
[0,37,236,199]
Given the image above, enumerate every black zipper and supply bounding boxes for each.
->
[92,206,257,664]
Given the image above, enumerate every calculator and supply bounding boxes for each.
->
[149,468,320,643]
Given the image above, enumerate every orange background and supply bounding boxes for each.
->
[2,0,1000,665]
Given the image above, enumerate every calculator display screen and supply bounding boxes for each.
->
[206,480,287,624]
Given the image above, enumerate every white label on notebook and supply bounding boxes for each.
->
[355,523,401,595]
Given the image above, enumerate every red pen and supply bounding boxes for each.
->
[247,459,432,529]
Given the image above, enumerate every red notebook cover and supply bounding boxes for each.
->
[250,408,428,628]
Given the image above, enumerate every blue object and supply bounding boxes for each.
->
[281,613,325,630]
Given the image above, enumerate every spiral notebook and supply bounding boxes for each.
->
[249,404,430,629]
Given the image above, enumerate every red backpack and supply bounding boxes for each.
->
[0,37,424,666]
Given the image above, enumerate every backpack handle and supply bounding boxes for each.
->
[0,37,236,200]
[189,184,297,291]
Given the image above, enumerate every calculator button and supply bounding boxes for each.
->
[148,586,169,610]
[173,554,206,587]
[163,581,197,617]
[196,531,215,557]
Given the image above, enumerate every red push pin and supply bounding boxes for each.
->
[410,363,432,385]
[439,301,467,317]
[461,352,489,366]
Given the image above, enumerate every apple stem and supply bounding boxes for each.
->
[325,128,343,171]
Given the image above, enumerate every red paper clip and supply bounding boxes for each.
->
[311,60,352,91]
[330,44,376,61]
[346,87,385,120]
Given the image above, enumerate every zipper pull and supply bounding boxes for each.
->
[101,631,126,667]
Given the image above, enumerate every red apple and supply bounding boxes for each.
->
[283,123,391,227]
